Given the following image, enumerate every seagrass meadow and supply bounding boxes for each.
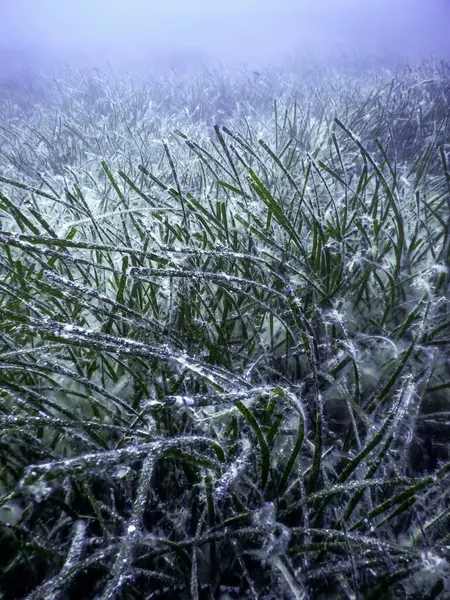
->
[0,57,449,599]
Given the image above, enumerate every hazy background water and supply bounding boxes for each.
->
[1,0,450,77]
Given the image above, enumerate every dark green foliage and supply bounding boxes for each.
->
[0,59,449,599]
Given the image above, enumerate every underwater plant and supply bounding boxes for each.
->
[0,58,449,599]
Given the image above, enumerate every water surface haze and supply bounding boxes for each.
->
[1,0,449,74]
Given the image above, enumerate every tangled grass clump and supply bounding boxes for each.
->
[0,59,449,599]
